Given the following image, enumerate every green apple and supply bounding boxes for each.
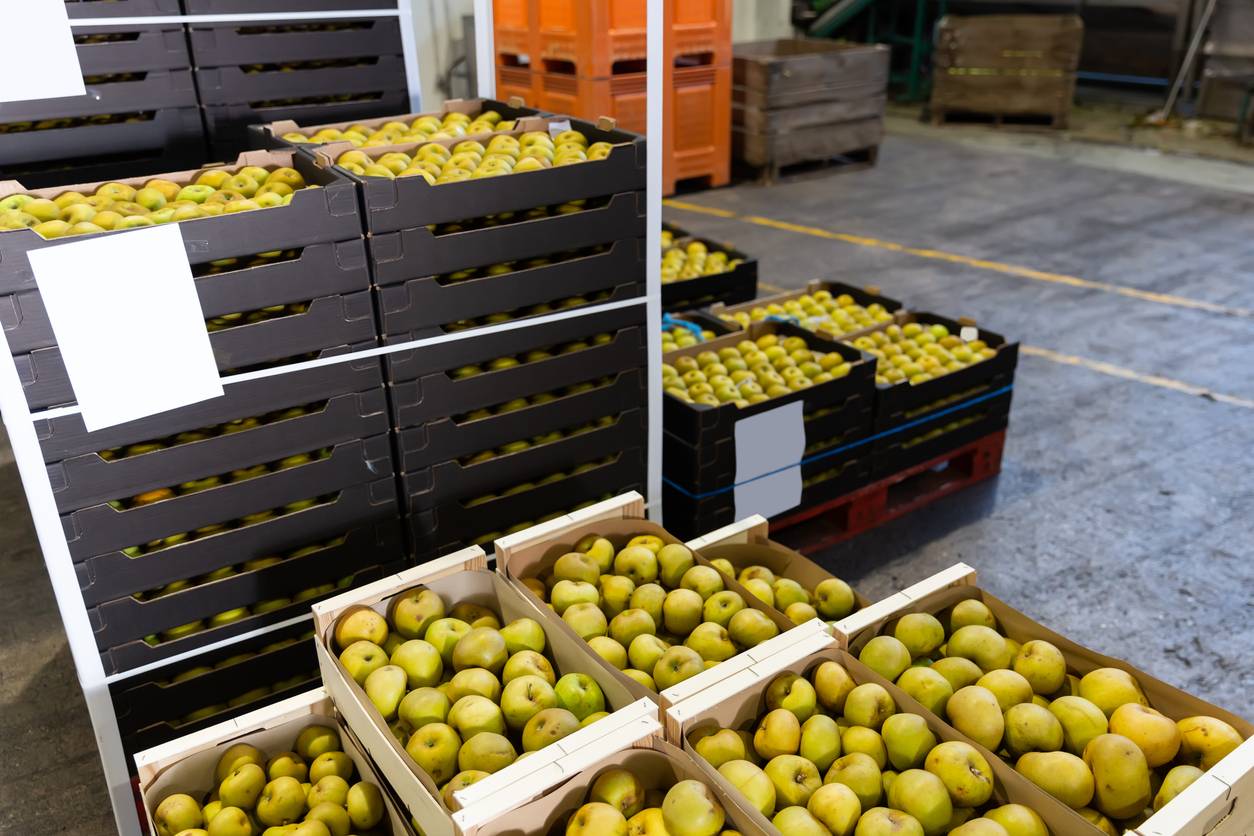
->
[653,646,704,690]
[685,623,736,662]
[552,580,600,615]
[458,731,516,774]
[662,589,704,635]
[563,602,608,640]
[295,726,340,761]
[728,608,779,648]
[742,578,774,607]
[255,776,306,827]
[628,584,666,627]
[405,723,461,785]
[266,751,307,782]
[554,551,601,585]
[825,751,883,810]
[695,728,746,769]
[754,708,802,759]
[338,641,388,685]
[881,713,938,771]
[814,578,857,620]
[447,695,506,739]
[448,667,502,702]
[424,618,472,667]
[554,672,606,721]
[599,575,636,618]
[622,669,656,690]
[662,780,724,836]
[772,579,810,611]
[628,634,668,674]
[522,707,581,751]
[590,767,646,818]
[680,566,724,600]
[766,672,818,722]
[307,775,349,807]
[609,609,656,648]
[216,744,265,784]
[363,665,408,720]
[391,639,443,688]
[613,546,659,585]
[588,636,628,669]
[576,535,615,572]
[154,793,202,836]
[765,754,822,808]
[399,687,450,730]
[657,543,695,588]
[702,591,746,627]
[345,781,384,830]
[334,606,388,651]
[308,751,353,783]
[501,674,557,730]
[843,683,896,730]
[502,649,556,684]
[388,587,446,639]
[451,627,508,673]
[718,759,774,817]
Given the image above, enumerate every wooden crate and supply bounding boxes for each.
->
[930,14,1084,129]
[732,38,889,181]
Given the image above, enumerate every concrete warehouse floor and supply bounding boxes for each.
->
[3,130,1254,835]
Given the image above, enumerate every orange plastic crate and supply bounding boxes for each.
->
[493,0,539,64]
[664,62,731,193]
[536,71,648,133]
[496,65,540,108]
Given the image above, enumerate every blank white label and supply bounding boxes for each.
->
[29,225,224,431]
[548,120,573,139]
[960,326,980,342]
[733,400,805,520]
[0,4,85,104]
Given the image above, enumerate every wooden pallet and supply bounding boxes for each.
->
[736,143,880,186]
[929,107,1069,130]
[770,429,1006,553]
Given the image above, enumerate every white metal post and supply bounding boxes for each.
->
[397,1,424,112]
[645,0,664,521]
[473,0,497,98]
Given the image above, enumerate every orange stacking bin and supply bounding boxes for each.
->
[664,60,731,193]
[493,0,540,66]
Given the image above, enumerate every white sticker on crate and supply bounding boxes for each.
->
[960,326,979,342]
[733,401,805,520]
[0,3,84,104]
[29,225,223,431]
[548,120,573,139]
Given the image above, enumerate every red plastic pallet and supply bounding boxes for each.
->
[772,429,1006,554]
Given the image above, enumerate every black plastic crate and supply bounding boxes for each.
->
[0,70,196,122]
[0,107,203,173]
[195,56,408,106]
[402,408,647,509]
[99,557,404,676]
[50,388,388,513]
[189,19,403,66]
[2,239,370,355]
[660,231,758,313]
[385,300,645,384]
[708,279,904,337]
[205,92,410,159]
[397,368,645,471]
[661,310,737,352]
[369,190,646,287]
[249,96,546,149]
[662,320,876,448]
[408,448,647,558]
[34,355,382,463]
[184,0,397,11]
[72,477,397,597]
[374,238,646,334]
[1,143,206,193]
[390,326,646,428]
[62,435,393,561]
[74,25,190,74]
[0,149,363,295]
[319,116,646,234]
[872,387,1013,477]
[65,0,180,18]
[89,523,404,649]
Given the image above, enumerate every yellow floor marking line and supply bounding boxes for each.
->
[1022,345,1254,410]
[664,200,1254,319]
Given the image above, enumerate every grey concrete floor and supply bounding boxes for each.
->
[2,131,1253,834]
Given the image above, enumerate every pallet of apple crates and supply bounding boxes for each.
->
[837,563,1254,836]
[135,688,416,836]
[660,222,758,313]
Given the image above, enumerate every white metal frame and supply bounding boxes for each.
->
[0,2,664,832]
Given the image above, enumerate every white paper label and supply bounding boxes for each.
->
[0,4,85,104]
[960,325,979,342]
[733,401,805,520]
[29,225,224,430]
[548,119,572,139]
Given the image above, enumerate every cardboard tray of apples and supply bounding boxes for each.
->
[310,544,662,836]
[136,687,416,836]
[708,279,904,341]
[314,114,646,234]
[838,564,1254,836]
[667,629,1092,835]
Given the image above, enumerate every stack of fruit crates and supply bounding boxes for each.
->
[188,10,411,159]
[0,150,408,761]
[2,12,204,188]
[661,222,757,312]
[297,109,651,561]
[493,0,732,194]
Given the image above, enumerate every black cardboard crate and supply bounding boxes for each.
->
[374,237,646,330]
[0,107,205,176]
[708,279,904,336]
[315,115,645,233]
[389,326,646,427]
[185,0,397,11]
[208,92,410,157]
[872,387,1013,477]
[112,618,315,737]
[65,0,181,18]
[99,557,404,676]
[15,292,378,410]
[870,312,1018,431]
[2,239,371,355]
[73,477,398,597]
[408,448,647,557]
[397,368,645,471]
[250,96,546,149]
[189,19,403,66]
[195,56,408,106]
[0,149,362,295]
[74,26,190,74]
[89,523,404,648]
[370,189,646,289]
[0,69,197,121]
[34,355,382,463]
[661,310,737,349]
[662,320,876,447]
[50,388,389,513]
[402,409,647,509]
[663,446,874,541]
[661,241,758,313]
[62,435,393,561]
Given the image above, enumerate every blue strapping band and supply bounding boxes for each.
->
[662,314,707,341]
[765,314,801,325]
[663,383,1014,500]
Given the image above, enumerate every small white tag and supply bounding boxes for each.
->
[0,4,85,104]
[29,225,224,430]
[960,325,979,342]
[548,119,572,139]
[733,401,805,520]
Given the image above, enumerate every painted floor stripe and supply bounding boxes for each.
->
[1022,345,1254,410]
[664,200,1254,320]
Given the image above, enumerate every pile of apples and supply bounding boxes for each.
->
[709,560,857,628]
[282,108,512,146]
[460,414,616,466]
[661,237,744,284]
[661,320,719,353]
[691,661,1052,836]
[448,333,614,382]
[443,290,613,333]
[152,725,391,836]
[718,290,893,338]
[331,591,610,809]
[519,534,783,692]
[113,447,333,511]
[334,129,613,183]
[556,768,734,836]
[98,403,318,463]
[849,323,998,388]
[452,376,616,424]
[662,333,855,408]
[859,599,1246,832]
[0,166,311,239]
[438,244,607,284]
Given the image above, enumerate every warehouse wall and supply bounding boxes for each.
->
[414,0,475,107]
[733,0,795,42]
